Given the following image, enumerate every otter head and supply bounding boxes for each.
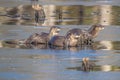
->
[93,24,104,31]
[88,24,104,38]
[65,33,80,47]
[83,57,89,62]
[70,33,80,40]
[66,33,79,41]
[49,26,61,39]
[32,4,42,10]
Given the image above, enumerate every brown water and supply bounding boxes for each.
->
[0,0,120,80]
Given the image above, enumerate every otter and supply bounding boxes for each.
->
[81,57,95,71]
[48,33,79,47]
[23,26,61,44]
[66,24,104,45]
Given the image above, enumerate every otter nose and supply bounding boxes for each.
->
[101,27,104,30]
[100,26,104,30]
[100,25,105,30]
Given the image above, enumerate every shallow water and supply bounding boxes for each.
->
[0,0,120,80]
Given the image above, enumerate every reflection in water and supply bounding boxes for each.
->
[100,5,112,25]
[31,0,46,26]
[95,41,120,50]
[0,5,120,26]
[101,65,112,72]
[67,58,120,72]
[0,40,94,51]
[1,40,120,50]
[0,40,47,49]
[66,57,95,72]
[23,54,55,60]
[0,4,45,26]
[99,41,113,50]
